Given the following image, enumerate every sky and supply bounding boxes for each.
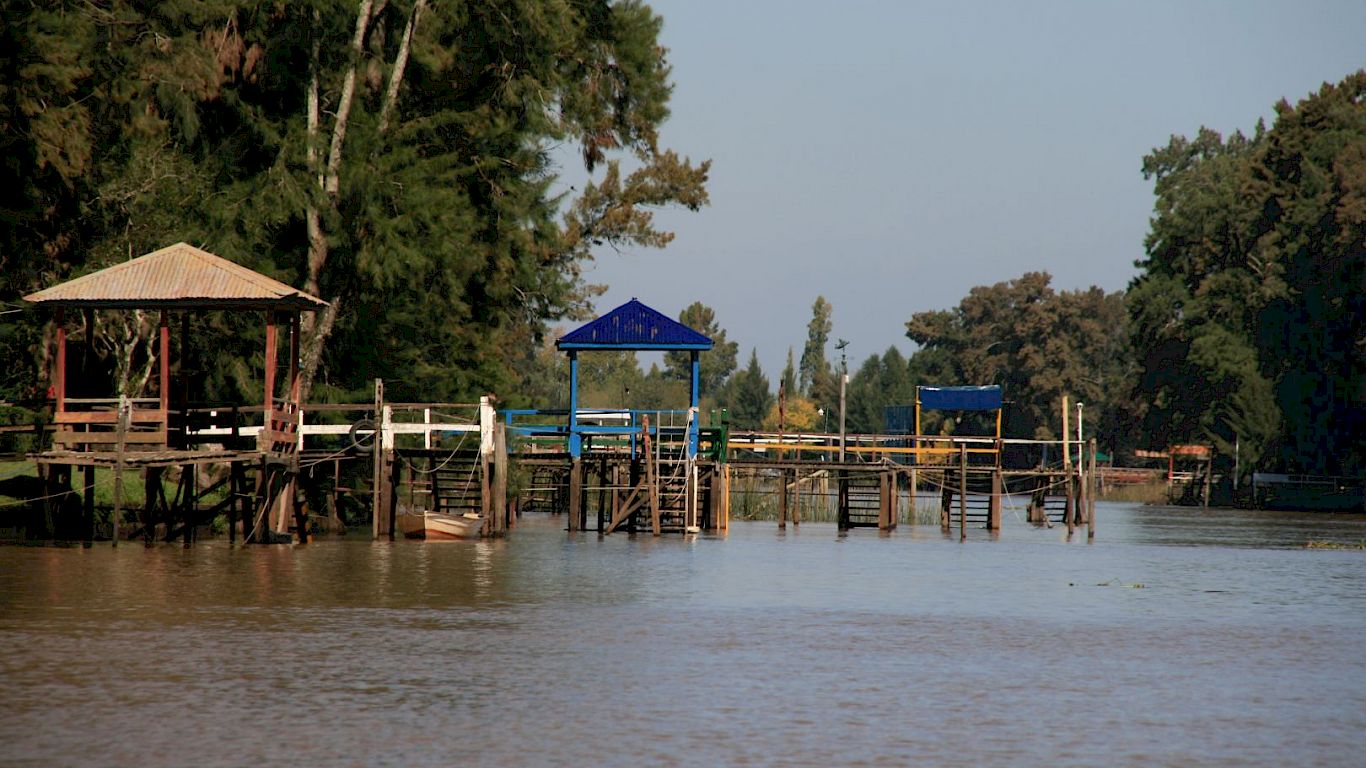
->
[575,0,1366,381]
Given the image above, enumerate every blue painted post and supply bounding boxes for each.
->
[568,351,581,458]
[689,350,700,456]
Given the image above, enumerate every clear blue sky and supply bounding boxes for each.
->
[578,0,1366,381]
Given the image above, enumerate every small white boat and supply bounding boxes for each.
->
[397,509,484,540]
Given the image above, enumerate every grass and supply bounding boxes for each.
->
[1098,481,1168,505]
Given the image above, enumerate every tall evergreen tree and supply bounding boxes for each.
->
[798,296,832,396]
[663,301,737,394]
[729,349,772,429]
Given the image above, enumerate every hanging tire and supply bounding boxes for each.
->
[349,419,376,453]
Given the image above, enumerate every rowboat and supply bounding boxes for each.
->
[397,509,484,540]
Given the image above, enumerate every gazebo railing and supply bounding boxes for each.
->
[52,397,167,453]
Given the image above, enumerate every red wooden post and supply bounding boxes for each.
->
[262,312,278,451]
[54,307,66,413]
[288,312,301,404]
[159,310,170,413]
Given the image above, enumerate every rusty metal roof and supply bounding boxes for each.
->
[23,242,328,310]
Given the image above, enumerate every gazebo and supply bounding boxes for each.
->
[23,242,327,542]
[556,298,713,459]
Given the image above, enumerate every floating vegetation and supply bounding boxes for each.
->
[1304,540,1366,550]
[1070,579,1146,588]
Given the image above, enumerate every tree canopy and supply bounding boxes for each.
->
[1129,71,1366,477]
[1,0,709,406]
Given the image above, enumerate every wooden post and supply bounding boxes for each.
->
[779,466,789,529]
[1203,450,1212,508]
[54,308,66,414]
[158,310,170,415]
[370,378,384,540]
[878,471,892,530]
[568,459,582,532]
[388,456,400,541]
[988,469,1002,530]
[261,312,277,453]
[1065,472,1076,537]
[83,465,95,544]
[493,423,508,532]
[1088,438,1098,541]
[790,468,800,527]
[1061,395,1071,470]
[182,463,194,546]
[112,396,128,546]
[837,470,849,531]
[940,475,952,531]
[958,443,967,542]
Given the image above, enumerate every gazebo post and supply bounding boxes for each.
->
[568,351,580,459]
[159,310,170,415]
[53,307,66,414]
[262,310,277,445]
[689,350,700,456]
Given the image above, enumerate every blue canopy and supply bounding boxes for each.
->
[557,298,712,350]
[918,385,1002,411]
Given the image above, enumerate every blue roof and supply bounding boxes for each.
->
[557,299,713,351]
[918,385,1002,411]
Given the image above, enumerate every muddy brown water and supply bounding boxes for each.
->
[2,503,1364,767]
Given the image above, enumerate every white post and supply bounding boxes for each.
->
[479,396,495,458]
[838,373,848,462]
[382,405,394,452]
[423,407,432,450]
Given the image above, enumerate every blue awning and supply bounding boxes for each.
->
[918,385,1002,411]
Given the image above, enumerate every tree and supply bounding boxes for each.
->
[1129,125,1278,470]
[906,273,1133,449]
[798,296,832,396]
[846,347,914,433]
[779,347,798,399]
[1,1,711,410]
[728,349,772,429]
[1129,71,1366,477]
[663,301,737,394]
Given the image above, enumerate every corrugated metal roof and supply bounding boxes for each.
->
[557,299,713,350]
[23,242,327,310]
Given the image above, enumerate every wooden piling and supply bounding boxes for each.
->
[988,470,1002,530]
[779,468,789,529]
[83,465,95,544]
[1087,438,1097,540]
[371,379,384,540]
[958,444,967,542]
[567,459,582,532]
[1065,472,1076,537]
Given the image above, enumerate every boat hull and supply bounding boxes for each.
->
[397,510,484,540]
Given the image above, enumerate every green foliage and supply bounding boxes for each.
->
[663,301,738,394]
[798,296,832,396]
[845,346,914,433]
[1130,71,1366,477]
[1,1,709,410]
[728,349,772,429]
[906,273,1133,447]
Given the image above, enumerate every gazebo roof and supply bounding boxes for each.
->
[23,242,327,311]
[556,299,713,351]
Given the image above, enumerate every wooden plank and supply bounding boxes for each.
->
[55,412,122,424]
[55,430,167,445]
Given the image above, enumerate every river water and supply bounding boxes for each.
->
[2,503,1364,767]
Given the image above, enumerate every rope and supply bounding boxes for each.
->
[0,481,95,508]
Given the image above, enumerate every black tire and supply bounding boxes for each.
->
[349,419,376,453]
